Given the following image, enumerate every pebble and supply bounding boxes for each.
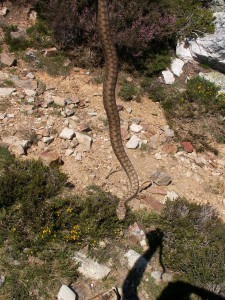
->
[59,127,75,140]
[65,109,74,117]
[0,88,16,96]
[0,275,5,287]
[164,128,174,138]
[88,112,97,116]
[73,251,111,280]
[42,136,54,144]
[126,107,132,113]
[26,72,35,79]
[58,285,76,300]
[149,170,172,186]
[75,132,92,152]
[24,89,37,97]
[154,152,163,160]
[65,149,74,156]
[130,123,143,133]
[126,135,141,149]
[181,141,194,153]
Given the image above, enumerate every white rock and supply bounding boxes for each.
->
[176,40,194,62]
[0,88,16,96]
[154,153,163,160]
[126,107,132,113]
[26,72,35,79]
[42,136,54,144]
[126,135,141,149]
[0,113,6,120]
[73,251,111,280]
[130,123,143,133]
[53,96,66,107]
[24,89,36,96]
[0,7,9,16]
[74,152,82,160]
[151,271,162,282]
[1,53,16,66]
[59,128,75,140]
[164,128,175,138]
[171,58,185,77]
[165,191,179,202]
[58,285,76,300]
[65,149,74,156]
[223,199,225,205]
[75,132,92,151]
[6,114,14,119]
[124,249,148,269]
[162,69,175,84]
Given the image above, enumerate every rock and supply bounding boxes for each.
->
[117,104,124,111]
[126,107,132,113]
[181,141,194,153]
[126,135,141,149]
[171,58,185,77]
[58,285,76,300]
[162,69,175,84]
[162,143,177,154]
[39,150,62,166]
[149,186,167,196]
[77,123,91,132]
[20,104,34,114]
[0,7,9,16]
[59,128,75,140]
[151,271,162,282]
[74,152,82,160]
[75,132,92,151]
[124,249,148,270]
[0,113,6,120]
[28,10,37,24]
[194,156,207,167]
[11,144,25,156]
[24,89,36,96]
[53,96,66,107]
[0,275,5,287]
[165,191,179,202]
[0,71,10,80]
[128,222,146,242]
[139,181,152,192]
[164,128,174,138]
[26,72,35,79]
[1,53,16,66]
[44,47,58,57]
[188,12,225,72]
[130,123,143,133]
[149,170,172,186]
[65,109,74,117]
[42,136,54,144]
[141,195,164,212]
[176,40,194,62]
[199,71,225,92]
[0,88,16,96]
[132,118,141,125]
[12,78,37,90]
[73,251,111,280]
[88,112,97,116]
[65,149,74,156]
[154,153,163,160]
[10,27,27,40]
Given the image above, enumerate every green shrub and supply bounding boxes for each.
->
[2,25,31,52]
[144,54,171,77]
[37,53,72,76]
[160,198,225,295]
[0,157,67,209]
[119,80,138,101]
[186,76,220,111]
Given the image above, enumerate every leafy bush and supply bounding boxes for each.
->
[0,151,67,209]
[160,198,225,296]
[119,80,138,101]
[2,25,30,52]
[143,54,171,76]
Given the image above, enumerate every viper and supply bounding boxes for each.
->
[97,0,139,220]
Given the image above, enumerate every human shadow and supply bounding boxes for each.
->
[122,228,225,300]
[122,228,164,300]
[156,281,225,300]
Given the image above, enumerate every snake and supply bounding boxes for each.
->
[97,0,139,220]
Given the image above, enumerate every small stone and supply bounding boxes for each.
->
[126,135,141,149]
[44,47,58,57]
[59,127,75,140]
[1,53,16,66]
[130,123,143,133]
[65,109,74,117]
[132,118,141,125]
[171,58,184,77]
[65,149,74,156]
[126,107,132,113]
[165,191,179,202]
[117,104,124,111]
[88,112,97,116]
[0,88,16,96]
[0,275,5,287]
[42,136,54,144]
[181,141,194,153]
[11,144,25,156]
[24,89,36,96]
[154,153,163,160]
[6,114,14,119]
[164,128,174,138]
[73,251,111,280]
[58,285,76,300]
[74,152,82,160]
[141,195,163,212]
[53,96,66,107]
[151,271,162,282]
[162,69,175,84]
[124,249,147,270]
[75,132,92,151]
[162,143,177,154]
[90,288,119,300]
[149,170,172,186]
[222,199,225,205]
[39,150,62,166]
[26,72,35,79]
[0,7,9,16]
[0,113,6,120]
[27,97,35,103]
[194,156,207,167]
[77,123,91,132]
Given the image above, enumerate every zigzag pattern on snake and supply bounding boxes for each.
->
[97,0,139,220]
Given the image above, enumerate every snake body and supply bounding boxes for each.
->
[97,0,139,220]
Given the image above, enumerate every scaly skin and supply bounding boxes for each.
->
[97,0,139,220]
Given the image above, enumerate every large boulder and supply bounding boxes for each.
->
[177,12,225,73]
